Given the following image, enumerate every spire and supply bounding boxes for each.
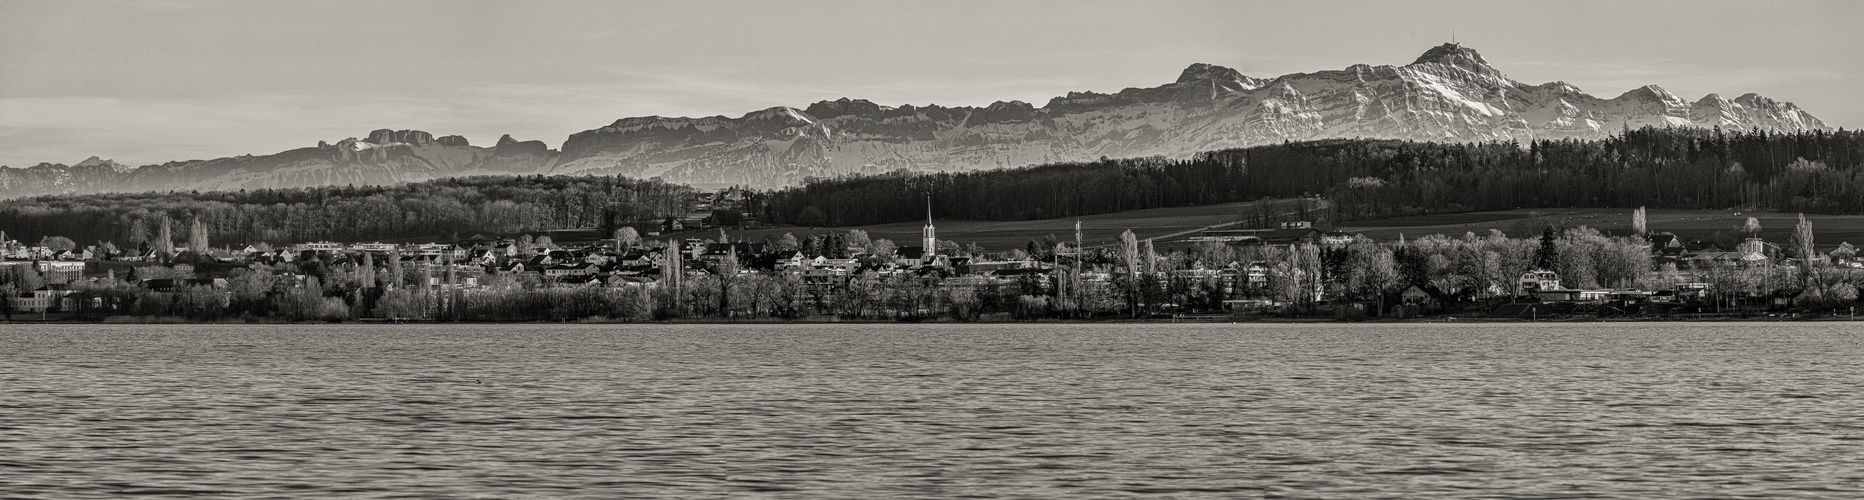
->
[922,193,937,257]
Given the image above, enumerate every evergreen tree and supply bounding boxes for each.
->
[1535,225,1559,270]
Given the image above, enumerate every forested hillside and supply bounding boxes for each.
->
[4,127,1862,248]
[0,176,693,247]
[763,127,1864,227]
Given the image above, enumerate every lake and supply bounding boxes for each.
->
[3,322,1861,498]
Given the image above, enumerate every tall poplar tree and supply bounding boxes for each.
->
[189,217,209,262]
[1792,213,1817,285]
[1120,229,1139,316]
[155,216,175,261]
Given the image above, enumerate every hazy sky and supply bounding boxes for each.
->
[2,0,1859,168]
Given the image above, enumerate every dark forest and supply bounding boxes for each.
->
[3,127,1862,247]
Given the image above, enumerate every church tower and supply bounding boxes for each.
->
[921,196,937,256]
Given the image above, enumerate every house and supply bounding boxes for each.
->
[544,263,600,278]
[10,284,77,312]
[762,250,806,270]
[698,242,758,265]
[302,241,345,253]
[352,242,397,253]
[815,258,860,272]
[915,254,953,273]
[1536,289,1610,302]
[578,251,612,266]
[1518,270,1560,293]
[606,275,657,288]
[468,249,501,266]
[1400,284,1444,307]
[118,247,158,262]
[1736,237,1773,258]
[893,247,924,267]
[1607,290,1652,303]
[408,243,451,257]
[616,250,660,267]
[423,276,480,289]
[1243,262,1272,285]
[1320,231,1357,246]
[51,248,91,261]
[1831,242,1858,266]
[1224,298,1279,313]
[1683,251,1760,268]
[1648,232,1686,255]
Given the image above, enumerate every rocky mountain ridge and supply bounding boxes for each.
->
[0,43,1831,197]
[530,43,1833,185]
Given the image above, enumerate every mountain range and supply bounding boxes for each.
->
[0,43,1830,198]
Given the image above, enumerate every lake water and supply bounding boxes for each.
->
[2,322,1861,498]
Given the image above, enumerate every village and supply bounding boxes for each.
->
[0,192,1858,321]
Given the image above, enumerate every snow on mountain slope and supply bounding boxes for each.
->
[0,130,557,198]
[0,43,1831,196]
[550,43,1829,186]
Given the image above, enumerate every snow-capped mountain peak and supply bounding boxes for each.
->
[0,44,1832,195]
[541,43,1828,186]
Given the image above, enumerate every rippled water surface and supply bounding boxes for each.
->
[3,322,1862,498]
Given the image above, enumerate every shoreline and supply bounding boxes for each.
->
[3,314,1857,325]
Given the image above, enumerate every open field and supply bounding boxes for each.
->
[388,200,1290,252]
[1341,208,1864,250]
[402,202,1864,256]
[712,200,1293,251]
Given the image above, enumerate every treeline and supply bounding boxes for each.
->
[763,127,1864,226]
[0,175,694,247]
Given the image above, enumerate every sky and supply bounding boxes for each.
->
[2,0,1860,168]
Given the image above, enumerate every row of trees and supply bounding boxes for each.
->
[0,175,696,248]
[763,127,1864,227]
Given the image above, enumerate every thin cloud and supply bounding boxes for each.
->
[1508,58,1846,99]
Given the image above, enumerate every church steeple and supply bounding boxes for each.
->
[922,195,937,256]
